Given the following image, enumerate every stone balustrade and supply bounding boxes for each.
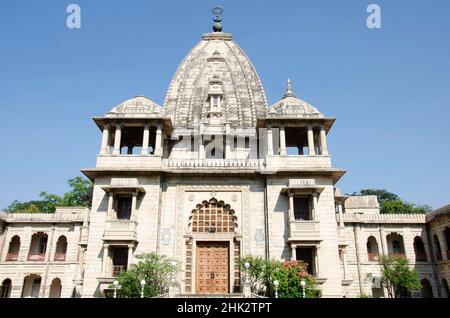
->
[163,158,265,169]
[0,207,87,223]
[342,213,426,224]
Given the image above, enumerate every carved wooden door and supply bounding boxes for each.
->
[196,242,229,294]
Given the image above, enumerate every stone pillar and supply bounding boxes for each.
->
[100,125,110,155]
[107,193,114,219]
[379,227,388,255]
[319,126,328,156]
[141,125,150,155]
[288,192,295,222]
[311,193,318,220]
[267,127,273,156]
[102,244,109,275]
[127,245,133,267]
[353,225,364,294]
[131,192,137,221]
[127,146,133,155]
[338,203,344,228]
[279,126,286,156]
[154,125,163,156]
[342,248,348,279]
[291,244,297,261]
[307,126,315,155]
[225,134,232,159]
[437,231,448,260]
[113,125,122,155]
[199,137,205,159]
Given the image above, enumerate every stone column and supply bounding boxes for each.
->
[279,126,286,156]
[319,126,328,156]
[100,125,110,155]
[131,192,137,221]
[338,203,344,228]
[102,244,109,275]
[107,193,114,219]
[342,248,348,279]
[127,146,133,155]
[141,125,150,155]
[154,125,163,156]
[379,227,388,255]
[311,193,318,220]
[353,225,364,294]
[307,126,315,155]
[225,134,232,159]
[113,125,122,155]
[288,192,295,221]
[291,244,297,261]
[127,245,133,267]
[199,137,205,159]
[267,127,273,156]
[437,231,448,260]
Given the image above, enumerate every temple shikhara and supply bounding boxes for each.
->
[0,12,449,298]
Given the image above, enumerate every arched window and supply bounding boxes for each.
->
[54,236,68,261]
[6,235,20,261]
[387,233,405,258]
[0,279,12,298]
[444,227,450,257]
[413,237,427,262]
[49,278,62,298]
[28,232,48,261]
[421,279,433,298]
[442,279,449,298]
[433,235,442,261]
[189,198,237,233]
[366,236,379,261]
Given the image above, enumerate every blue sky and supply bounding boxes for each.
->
[0,0,449,209]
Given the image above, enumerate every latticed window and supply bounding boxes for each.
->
[190,198,236,233]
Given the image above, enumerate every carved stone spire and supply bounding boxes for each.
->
[283,79,296,98]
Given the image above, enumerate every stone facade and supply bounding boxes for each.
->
[0,24,449,299]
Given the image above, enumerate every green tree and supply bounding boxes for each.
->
[5,176,92,213]
[378,255,421,298]
[112,253,178,298]
[240,256,319,298]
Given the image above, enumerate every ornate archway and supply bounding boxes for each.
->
[184,198,240,295]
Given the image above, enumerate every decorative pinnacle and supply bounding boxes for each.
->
[284,79,296,98]
[212,6,224,32]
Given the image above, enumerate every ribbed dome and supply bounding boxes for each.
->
[163,32,268,129]
[269,80,323,118]
[106,96,162,118]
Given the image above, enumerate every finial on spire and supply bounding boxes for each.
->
[284,79,295,98]
[212,6,224,32]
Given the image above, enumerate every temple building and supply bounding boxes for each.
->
[0,17,449,298]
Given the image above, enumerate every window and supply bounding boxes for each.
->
[116,197,132,220]
[366,236,379,261]
[6,235,20,261]
[112,247,129,276]
[0,279,12,298]
[39,238,47,254]
[296,247,315,275]
[392,240,401,254]
[413,237,427,262]
[190,198,236,233]
[294,198,311,220]
[210,96,220,110]
[433,235,442,261]
[420,279,433,298]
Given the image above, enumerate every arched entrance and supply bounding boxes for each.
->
[49,278,62,298]
[185,197,239,295]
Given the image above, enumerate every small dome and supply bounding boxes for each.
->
[269,80,323,118]
[106,96,162,118]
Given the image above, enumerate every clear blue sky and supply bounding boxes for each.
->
[0,0,449,210]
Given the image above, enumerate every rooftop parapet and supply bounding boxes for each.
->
[342,212,426,224]
[0,207,87,223]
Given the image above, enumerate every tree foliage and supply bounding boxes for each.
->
[351,189,432,214]
[5,176,92,213]
[378,255,422,298]
[239,256,320,298]
[113,253,178,298]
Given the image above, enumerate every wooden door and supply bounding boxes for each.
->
[196,242,229,294]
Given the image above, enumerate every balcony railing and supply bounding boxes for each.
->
[288,220,321,241]
[389,253,406,260]
[54,252,66,261]
[5,252,19,261]
[28,253,45,261]
[112,265,127,277]
[103,219,138,241]
[368,253,379,262]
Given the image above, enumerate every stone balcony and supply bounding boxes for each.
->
[103,219,138,242]
[288,220,322,242]
[266,155,332,171]
[96,155,162,169]
[163,158,264,171]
